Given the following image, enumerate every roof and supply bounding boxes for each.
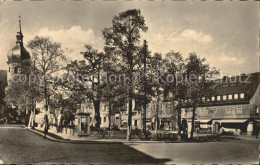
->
[7,43,30,62]
[215,72,260,99]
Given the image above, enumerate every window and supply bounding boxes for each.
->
[90,117,92,123]
[223,95,227,100]
[104,117,106,123]
[211,96,215,101]
[202,97,205,102]
[205,108,209,114]
[181,109,185,116]
[217,96,221,101]
[234,94,238,99]
[14,67,18,74]
[134,120,137,126]
[237,106,242,114]
[212,107,217,114]
[256,106,259,114]
[153,104,156,110]
[228,94,233,100]
[226,107,231,114]
[240,93,245,99]
[9,67,10,72]
[200,108,205,114]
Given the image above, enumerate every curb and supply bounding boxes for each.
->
[25,127,124,144]
[24,126,247,144]
[24,127,173,144]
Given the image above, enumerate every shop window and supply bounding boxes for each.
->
[217,96,221,101]
[228,94,232,100]
[237,106,242,114]
[240,93,245,99]
[234,94,238,99]
[223,95,227,100]
[226,107,231,114]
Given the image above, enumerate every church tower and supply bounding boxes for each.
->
[7,16,31,87]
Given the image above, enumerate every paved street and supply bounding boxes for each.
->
[0,125,168,164]
[0,125,259,164]
[129,139,259,164]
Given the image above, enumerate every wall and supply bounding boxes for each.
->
[249,84,260,118]
[181,103,251,120]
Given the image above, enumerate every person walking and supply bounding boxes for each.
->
[44,114,49,138]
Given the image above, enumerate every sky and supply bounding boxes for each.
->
[0,0,259,76]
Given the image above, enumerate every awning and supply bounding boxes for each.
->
[214,119,248,124]
[195,119,212,124]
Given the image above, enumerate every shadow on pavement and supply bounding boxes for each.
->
[26,128,172,164]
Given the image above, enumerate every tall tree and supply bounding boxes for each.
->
[103,9,148,140]
[80,45,107,128]
[27,36,66,113]
[163,51,185,138]
[149,53,166,131]
[184,53,219,140]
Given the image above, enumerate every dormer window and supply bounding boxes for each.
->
[228,94,232,100]
[223,95,227,100]
[234,94,238,99]
[240,93,245,99]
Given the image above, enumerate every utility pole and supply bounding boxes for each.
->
[142,40,148,139]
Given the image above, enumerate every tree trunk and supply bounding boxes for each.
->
[155,96,160,132]
[127,55,133,141]
[190,103,196,140]
[108,101,111,130]
[177,100,182,138]
[93,100,101,128]
[44,86,49,113]
[127,98,133,140]
[142,103,147,139]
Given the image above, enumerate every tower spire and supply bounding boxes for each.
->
[16,15,23,44]
[19,15,22,33]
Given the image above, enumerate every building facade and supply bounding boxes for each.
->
[181,72,260,135]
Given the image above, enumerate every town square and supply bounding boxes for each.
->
[0,0,259,164]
